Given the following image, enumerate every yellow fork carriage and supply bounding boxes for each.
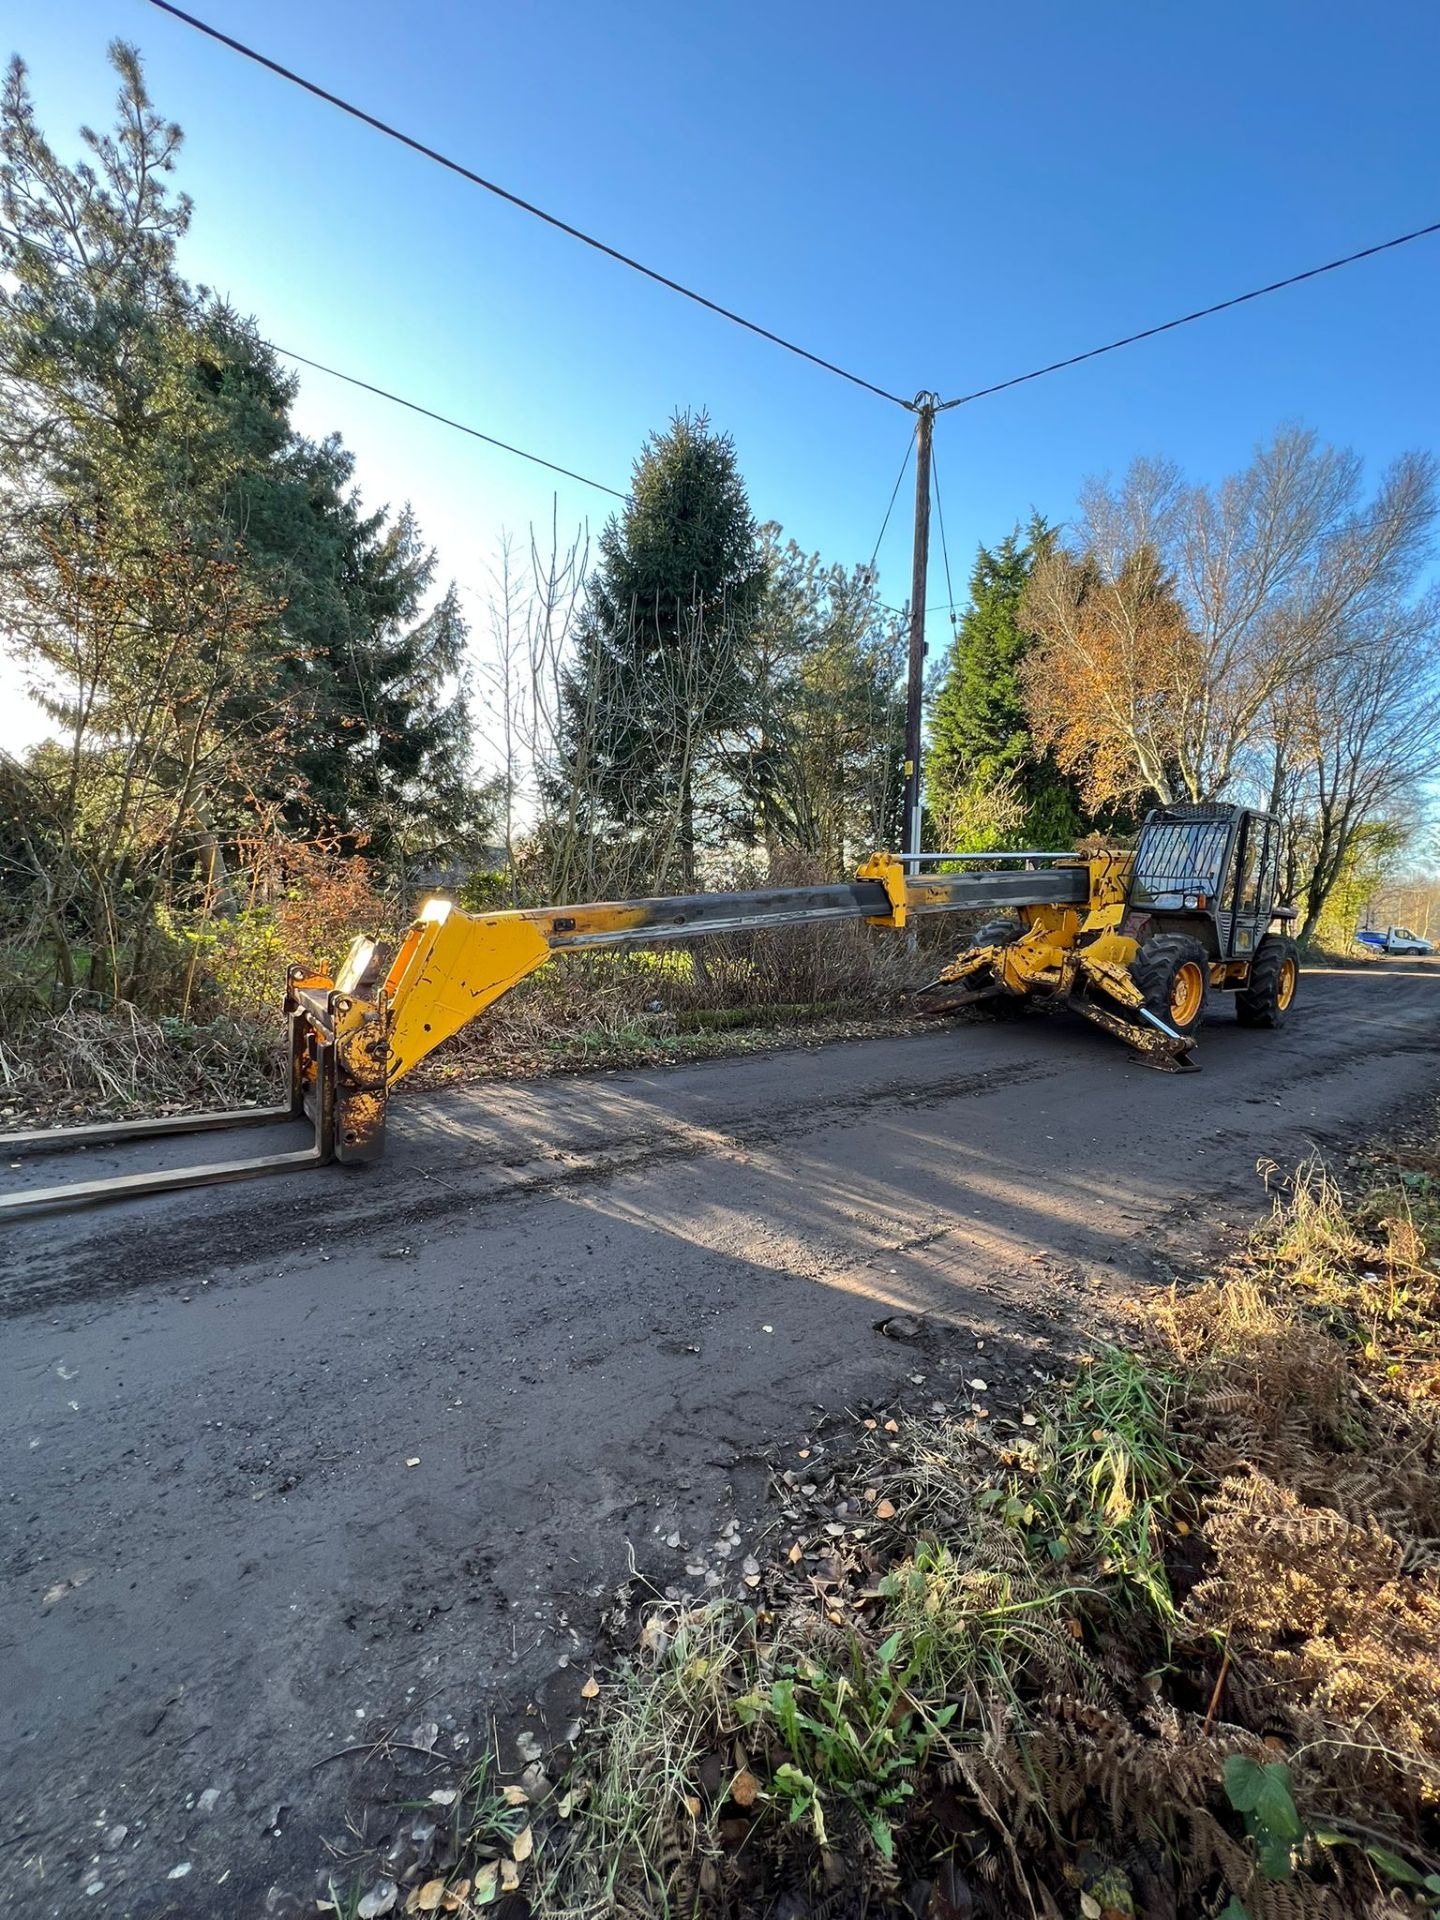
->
[0,806,1298,1216]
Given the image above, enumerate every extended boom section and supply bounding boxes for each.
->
[379,855,1090,1092]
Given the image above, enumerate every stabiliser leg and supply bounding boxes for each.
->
[1068,995,1200,1072]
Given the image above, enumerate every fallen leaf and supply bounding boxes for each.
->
[787,1543,804,1564]
[862,1418,877,1430]
[429,1789,457,1806]
[472,1862,500,1905]
[580,1674,600,1699]
[798,1448,810,1458]
[511,1824,534,1863]
[684,1794,702,1817]
[883,1419,899,1434]
[967,1378,988,1392]
[500,1860,520,1892]
[1021,1412,1038,1427]
[731,1769,761,1808]
[501,1784,528,1806]
[1080,1895,1102,1920]
[556,1790,575,1818]
[864,1487,878,1502]
[640,1615,669,1654]
[41,1568,93,1609]
[415,1882,445,1913]
[873,1498,897,1520]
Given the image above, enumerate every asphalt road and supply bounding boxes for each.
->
[2,963,1437,1916]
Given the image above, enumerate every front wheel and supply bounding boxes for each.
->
[1129,933,1210,1039]
[966,917,1029,1018]
[1236,936,1299,1028]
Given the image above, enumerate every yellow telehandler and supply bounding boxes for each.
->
[912,801,1300,1051]
[0,802,1296,1216]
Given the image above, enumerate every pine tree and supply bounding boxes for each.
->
[0,39,483,965]
[555,412,764,890]
[925,519,1083,850]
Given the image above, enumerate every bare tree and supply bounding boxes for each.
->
[1021,429,1439,811]
[1283,590,1440,943]
[470,513,595,904]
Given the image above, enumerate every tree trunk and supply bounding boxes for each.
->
[680,767,696,893]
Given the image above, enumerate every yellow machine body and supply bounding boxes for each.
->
[917,851,1202,1066]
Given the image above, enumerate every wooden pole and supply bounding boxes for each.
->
[902,394,937,860]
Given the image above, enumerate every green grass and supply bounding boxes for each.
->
[1027,1347,1187,1619]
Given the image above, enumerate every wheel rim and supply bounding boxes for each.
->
[1277,955,1297,1010]
[1170,961,1205,1026]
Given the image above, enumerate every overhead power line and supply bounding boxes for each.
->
[937,217,1440,411]
[929,438,955,616]
[272,345,631,500]
[867,425,916,577]
[144,0,911,412]
[0,223,635,499]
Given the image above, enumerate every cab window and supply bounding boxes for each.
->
[1133,820,1230,904]
[1237,819,1273,916]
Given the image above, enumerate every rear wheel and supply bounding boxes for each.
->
[1236,935,1299,1028]
[1129,933,1210,1039]
[964,917,1028,1018]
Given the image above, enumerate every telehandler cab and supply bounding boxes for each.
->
[0,804,1297,1216]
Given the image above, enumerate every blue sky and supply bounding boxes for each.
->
[5,0,1439,754]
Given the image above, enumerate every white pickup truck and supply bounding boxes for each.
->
[1355,924,1435,956]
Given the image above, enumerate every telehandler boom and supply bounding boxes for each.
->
[0,804,1296,1217]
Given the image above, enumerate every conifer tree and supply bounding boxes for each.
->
[926,519,1083,850]
[0,40,483,980]
[556,412,764,890]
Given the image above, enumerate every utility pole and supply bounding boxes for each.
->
[902,393,937,861]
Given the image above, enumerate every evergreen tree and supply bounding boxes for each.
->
[556,412,764,890]
[0,40,482,967]
[926,519,1084,850]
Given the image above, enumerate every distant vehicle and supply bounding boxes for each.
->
[1355,925,1435,956]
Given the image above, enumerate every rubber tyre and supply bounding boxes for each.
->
[971,917,1025,950]
[966,917,1028,1019]
[1236,935,1299,1029]
[1129,933,1210,1039]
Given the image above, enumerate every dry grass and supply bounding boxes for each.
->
[0,998,282,1128]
